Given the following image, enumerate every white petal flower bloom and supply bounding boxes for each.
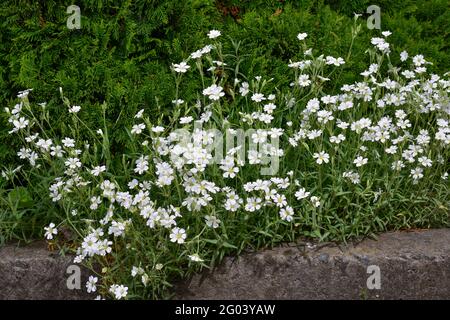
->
[202,84,225,101]
[313,151,330,165]
[109,284,128,300]
[188,254,204,262]
[86,276,98,293]
[44,223,58,240]
[297,33,308,41]
[170,227,186,244]
[207,29,221,39]
[172,61,190,73]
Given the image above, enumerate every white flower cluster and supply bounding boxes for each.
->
[5,29,449,299]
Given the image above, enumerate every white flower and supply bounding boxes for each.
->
[382,31,392,37]
[258,113,273,124]
[131,266,144,277]
[190,50,203,59]
[401,71,414,80]
[325,56,345,66]
[134,155,149,175]
[391,160,405,171]
[170,227,186,244]
[108,220,128,237]
[297,74,311,87]
[151,126,164,133]
[188,254,204,262]
[343,171,361,184]
[62,137,75,148]
[251,93,266,102]
[86,276,98,293]
[131,123,145,135]
[330,134,345,144]
[207,29,221,39]
[13,117,29,130]
[25,133,39,142]
[297,33,308,41]
[271,193,287,208]
[17,147,30,159]
[400,51,408,62]
[295,188,310,200]
[418,156,432,167]
[180,116,193,124]
[353,156,368,167]
[239,82,249,96]
[172,61,190,73]
[279,206,294,222]
[412,54,425,66]
[141,274,149,286]
[109,284,128,300]
[317,110,334,124]
[410,167,424,181]
[201,45,213,54]
[68,105,81,113]
[251,130,267,143]
[337,120,349,129]
[310,196,321,207]
[65,157,82,169]
[50,145,64,158]
[371,37,390,52]
[313,151,330,165]
[306,98,320,113]
[36,139,53,151]
[44,223,58,240]
[245,197,262,212]
[338,101,353,111]
[385,145,398,154]
[134,109,145,118]
[17,89,32,99]
[205,215,221,228]
[91,165,106,176]
[222,165,239,178]
[203,84,225,101]
[264,103,277,114]
[172,99,184,105]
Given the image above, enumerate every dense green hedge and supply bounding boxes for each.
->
[0,0,449,242]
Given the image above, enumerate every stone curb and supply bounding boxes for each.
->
[0,242,89,300]
[1,229,449,299]
[176,228,450,299]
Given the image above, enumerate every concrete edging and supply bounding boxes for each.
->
[1,229,449,300]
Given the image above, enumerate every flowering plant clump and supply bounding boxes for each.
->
[4,20,449,299]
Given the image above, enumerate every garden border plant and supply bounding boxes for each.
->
[2,16,450,299]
